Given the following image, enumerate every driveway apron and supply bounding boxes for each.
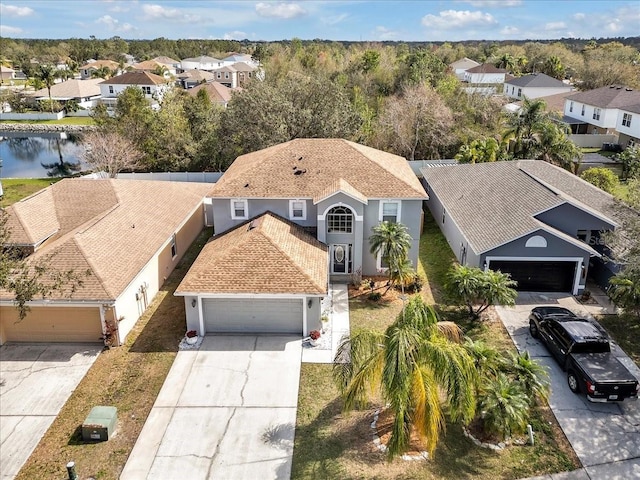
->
[496,293,640,473]
[0,343,101,480]
[121,335,302,480]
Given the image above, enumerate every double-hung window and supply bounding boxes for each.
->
[231,199,248,220]
[289,199,306,220]
[593,108,601,120]
[380,201,400,223]
[623,113,632,127]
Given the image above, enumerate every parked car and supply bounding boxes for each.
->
[529,306,639,402]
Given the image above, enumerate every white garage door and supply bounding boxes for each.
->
[203,298,303,334]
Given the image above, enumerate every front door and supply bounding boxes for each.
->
[331,244,350,274]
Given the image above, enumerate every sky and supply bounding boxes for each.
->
[1,0,639,42]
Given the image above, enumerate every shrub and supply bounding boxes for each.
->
[580,167,619,193]
[368,291,382,301]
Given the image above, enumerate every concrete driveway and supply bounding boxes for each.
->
[0,343,101,480]
[497,293,640,479]
[121,335,302,480]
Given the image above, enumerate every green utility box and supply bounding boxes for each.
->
[82,406,117,442]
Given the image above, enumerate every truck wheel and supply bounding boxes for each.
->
[567,371,580,393]
[529,320,539,339]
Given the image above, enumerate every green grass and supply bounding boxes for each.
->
[597,312,640,366]
[0,117,94,125]
[292,212,579,480]
[0,178,61,207]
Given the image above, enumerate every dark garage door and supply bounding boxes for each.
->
[489,261,576,292]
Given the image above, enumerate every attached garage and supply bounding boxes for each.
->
[0,306,103,344]
[488,260,577,292]
[203,298,303,334]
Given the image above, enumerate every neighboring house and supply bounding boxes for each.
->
[178,138,428,335]
[223,53,258,67]
[30,78,102,109]
[231,61,258,85]
[421,160,619,295]
[180,55,225,72]
[449,57,480,80]
[212,65,238,88]
[563,84,640,137]
[152,56,180,75]
[99,71,173,108]
[0,65,15,82]
[79,59,119,79]
[177,69,215,89]
[0,178,212,346]
[616,103,640,147]
[131,60,170,77]
[503,73,573,100]
[186,81,235,107]
[463,63,507,84]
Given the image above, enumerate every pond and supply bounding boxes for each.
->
[0,131,87,178]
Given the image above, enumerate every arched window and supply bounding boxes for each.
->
[327,206,353,233]
[525,235,547,248]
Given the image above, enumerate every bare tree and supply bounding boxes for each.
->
[374,83,454,160]
[80,130,144,178]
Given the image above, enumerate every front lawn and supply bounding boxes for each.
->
[16,229,212,480]
[0,117,94,125]
[598,312,640,367]
[292,210,580,480]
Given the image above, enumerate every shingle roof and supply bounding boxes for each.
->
[420,160,616,255]
[187,81,233,103]
[313,178,368,205]
[210,139,427,200]
[2,179,212,302]
[132,60,163,71]
[230,62,256,72]
[152,56,179,65]
[621,103,640,114]
[31,78,102,99]
[176,212,328,295]
[100,71,169,86]
[506,73,568,88]
[465,63,507,74]
[177,69,215,81]
[449,58,480,69]
[80,59,118,70]
[566,85,640,109]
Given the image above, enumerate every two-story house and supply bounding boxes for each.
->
[449,57,480,80]
[175,139,427,336]
[99,71,173,109]
[503,73,573,100]
[563,85,640,138]
[79,59,120,79]
[179,55,225,72]
[615,103,640,148]
[463,63,507,84]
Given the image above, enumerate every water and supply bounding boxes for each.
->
[0,131,87,178]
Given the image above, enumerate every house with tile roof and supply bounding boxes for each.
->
[177,138,427,335]
[0,178,212,346]
[151,56,180,75]
[420,160,619,295]
[30,78,102,109]
[79,59,120,79]
[503,73,573,100]
[563,85,640,144]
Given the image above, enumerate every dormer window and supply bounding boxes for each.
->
[289,200,306,220]
[231,199,248,220]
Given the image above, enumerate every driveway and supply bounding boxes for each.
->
[496,293,640,478]
[121,335,302,480]
[0,343,101,480]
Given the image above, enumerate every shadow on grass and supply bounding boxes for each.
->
[128,229,211,354]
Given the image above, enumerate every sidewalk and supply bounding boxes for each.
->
[301,283,350,364]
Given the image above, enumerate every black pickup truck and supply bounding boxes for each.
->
[529,306,639,402]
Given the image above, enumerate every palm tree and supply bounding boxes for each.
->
[507,351,550,405]
[333,296,477,458]
[34,64,58,113]
[536,121,583,173]
[479,373,529,440]
[502,97,549,159]
[91,65,113,79]
[369,221,412,290]
[495,53,515,72]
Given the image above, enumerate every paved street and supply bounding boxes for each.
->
[497,292,640,480]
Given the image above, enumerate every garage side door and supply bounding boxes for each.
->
[489,261,576,292]
[203,298,303,334]
[0,306,103,344]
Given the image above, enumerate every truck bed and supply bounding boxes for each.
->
[571,352,638,384]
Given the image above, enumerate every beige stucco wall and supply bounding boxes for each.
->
[0,305,103,344]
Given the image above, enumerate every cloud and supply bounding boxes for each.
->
[109,5,129,13]
[321,13,348,26]
[0,4,34,16]
[373,26,399,40]
[500,26,519,35]
[0,24,22,35]
[224,30,247,40]
[544,22,566,31]
[460,0,521,6]
[572,5,639,36]
[255,2,306,19]
[142,4,196,21]
[96,14,136,33]
[421,10,497,30]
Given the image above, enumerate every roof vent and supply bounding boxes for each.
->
[626,88,633,91]
[247,220,256,231]
[610,85,616,88]
[298,156,303,161]
[294,169,306,176]
[616,86,622,89]
[244,183,249,188]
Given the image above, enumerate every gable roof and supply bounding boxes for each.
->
[100,71,169,86]
[566,85,640,109]
[2,179,212,302]
[465,63,507,74]
[175,212,328,296]
[80,59,118,70]
[131,60,163,71]
[177,69,215,82]
[187,81,234,103]
[449,57,480,69]
[152,56,179,65]
[31,78,102,99]
[182,55,222,63]
[506,73,568,88]
[420,160,616,255]
[210,139,427,200]
[230,62,256,72]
